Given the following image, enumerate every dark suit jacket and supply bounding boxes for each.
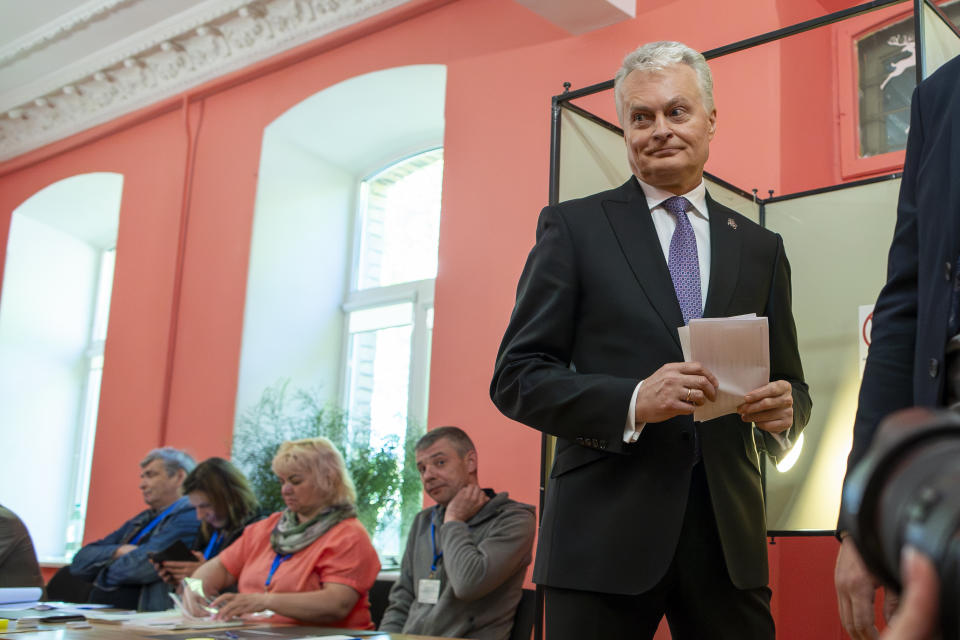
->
[490,176,810,595]
[843,55,960,487]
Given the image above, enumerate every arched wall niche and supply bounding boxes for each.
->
[0,172,122,560]
[236,63,446,427]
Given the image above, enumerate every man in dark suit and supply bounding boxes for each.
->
[490,41,810,639]
[835,54,960,640]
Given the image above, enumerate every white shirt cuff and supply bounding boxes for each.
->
[765,430,790,447]
[623,380,645,443]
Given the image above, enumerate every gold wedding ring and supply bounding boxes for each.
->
[685,388,692,403]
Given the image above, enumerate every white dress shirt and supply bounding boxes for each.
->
[623,178,711,443]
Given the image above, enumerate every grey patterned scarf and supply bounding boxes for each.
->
[270,503,356,555]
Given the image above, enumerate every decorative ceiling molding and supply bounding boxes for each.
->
[0,0,141,68]
[0,0,412,163]
[1,0,260,112]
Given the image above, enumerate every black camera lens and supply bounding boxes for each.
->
[840,407,960,639]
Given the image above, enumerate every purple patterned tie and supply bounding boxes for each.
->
[664,196,702,325]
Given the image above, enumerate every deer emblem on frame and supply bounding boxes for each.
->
[880,34,916,90]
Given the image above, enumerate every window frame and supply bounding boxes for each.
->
[337,144,444,424]
[348,147,444,294]
[836,2,914,180]
[339,147,442,428]
[66,248,116,553]
[836,0,960,179]
[339,278,435,430]
[337,148,442,563]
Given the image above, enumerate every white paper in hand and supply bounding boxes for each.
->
[678,314,770,422]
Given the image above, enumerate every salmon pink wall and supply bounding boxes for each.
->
[0,0,888,636]
[777,0,846,195]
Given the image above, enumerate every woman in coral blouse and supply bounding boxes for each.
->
[187,438,380,628]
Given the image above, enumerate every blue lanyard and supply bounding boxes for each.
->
[130,502,178,544]
[202,531,221,560]
[265,553,291,589]
[430,511,443,573]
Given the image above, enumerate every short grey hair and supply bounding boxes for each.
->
[614,41,715,123]
[141,447,196,476]
[415,426,476,458]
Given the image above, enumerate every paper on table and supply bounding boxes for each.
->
[678,314,769,422]
[115,609,244,630]
[0,588,42,605]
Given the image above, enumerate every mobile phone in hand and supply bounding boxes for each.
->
[150,539,196,563]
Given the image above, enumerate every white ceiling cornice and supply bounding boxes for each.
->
[0,0,413,164]
[0,0,140,68]
[1,0,260,113]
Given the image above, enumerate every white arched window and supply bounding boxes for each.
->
[0,173,122,561]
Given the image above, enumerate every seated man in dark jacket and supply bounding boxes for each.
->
[380,427,535,640]
[70,447,199,611]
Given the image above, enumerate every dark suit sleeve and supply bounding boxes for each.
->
[758,234,812,459]
[491,205,639,452]
[841,86,924,492]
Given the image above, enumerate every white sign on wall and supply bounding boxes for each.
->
[859,304,875,377]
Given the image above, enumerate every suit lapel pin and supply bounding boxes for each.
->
[727,218,737,230]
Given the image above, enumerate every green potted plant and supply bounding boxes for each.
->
[231,380,423,546]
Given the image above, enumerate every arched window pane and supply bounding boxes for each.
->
[356,149,443,290]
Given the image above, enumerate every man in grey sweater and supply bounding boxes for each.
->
[380,426,535,640]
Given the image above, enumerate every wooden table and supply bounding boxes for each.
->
[0,623,452,640]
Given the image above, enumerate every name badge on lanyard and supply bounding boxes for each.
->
[419,512,442,604]
[418,578,440,604]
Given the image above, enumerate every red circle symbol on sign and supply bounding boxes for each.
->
[862,311,873,347]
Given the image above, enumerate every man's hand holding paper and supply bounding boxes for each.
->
[739,379,794,433]
[634,362,719,424]
[678,314,790,429]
